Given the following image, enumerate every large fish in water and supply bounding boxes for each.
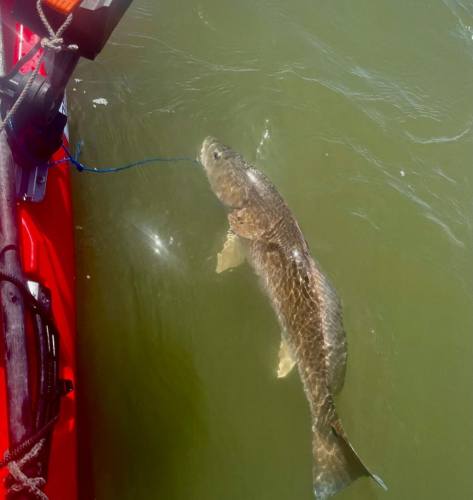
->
[200,137,386,500]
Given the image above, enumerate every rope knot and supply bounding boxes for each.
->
[40,36,78,53]
[40,36,63,53]
[0,0,79,134]
[4,439,49,500]
[37,0,78,54]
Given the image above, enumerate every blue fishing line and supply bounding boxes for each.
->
[7,120,200,172]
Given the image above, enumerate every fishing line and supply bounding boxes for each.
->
[7,120,200,173]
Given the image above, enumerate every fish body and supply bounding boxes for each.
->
[200,137,386,500]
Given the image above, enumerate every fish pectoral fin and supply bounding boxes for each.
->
[277,337,296,378]
[228,209,266,240]
[216,231,245,273]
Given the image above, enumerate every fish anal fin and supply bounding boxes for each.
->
[277,337,296,378]
[228,208,266,240]
[216,232,245,273]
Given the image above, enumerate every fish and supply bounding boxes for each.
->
[200,137,386,500]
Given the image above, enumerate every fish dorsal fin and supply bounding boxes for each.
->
[311,261,347,394]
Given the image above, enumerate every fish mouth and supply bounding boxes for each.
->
[200,136,219,166]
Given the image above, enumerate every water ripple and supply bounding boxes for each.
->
[319,130,467,249]
[127,32,260,73]
[405,124,472,144]
[423,213,465,248]
[350,211,380,231]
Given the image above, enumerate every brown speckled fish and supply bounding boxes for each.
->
[200,137,386,500]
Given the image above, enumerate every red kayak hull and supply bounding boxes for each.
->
[0,4,77,499]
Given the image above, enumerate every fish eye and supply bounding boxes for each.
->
[213,151,221,160]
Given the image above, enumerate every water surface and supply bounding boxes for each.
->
[69,1,473,498]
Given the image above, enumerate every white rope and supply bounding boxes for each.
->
[36,0,78,53]
[0,0,78,133]
[5,439,49,500]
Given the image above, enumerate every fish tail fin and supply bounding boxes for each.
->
[311,418,387,500]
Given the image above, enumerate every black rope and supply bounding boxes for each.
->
[0,415,59,470]
[0,268,50,317]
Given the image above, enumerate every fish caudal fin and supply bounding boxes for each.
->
[312,420,387,500]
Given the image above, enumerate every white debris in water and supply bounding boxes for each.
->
[93,104,97,108]
[256,119,270,156]
[74,78,82,83]
[83,90,86,94]
[72,88,76,91]
[86,275,90,280]
[198,10,210,26]
[92,98,108,106]
[400,170,405,177]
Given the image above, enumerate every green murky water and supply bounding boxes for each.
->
[68,1,473,498]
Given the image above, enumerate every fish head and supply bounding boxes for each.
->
[200,137,251,209]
